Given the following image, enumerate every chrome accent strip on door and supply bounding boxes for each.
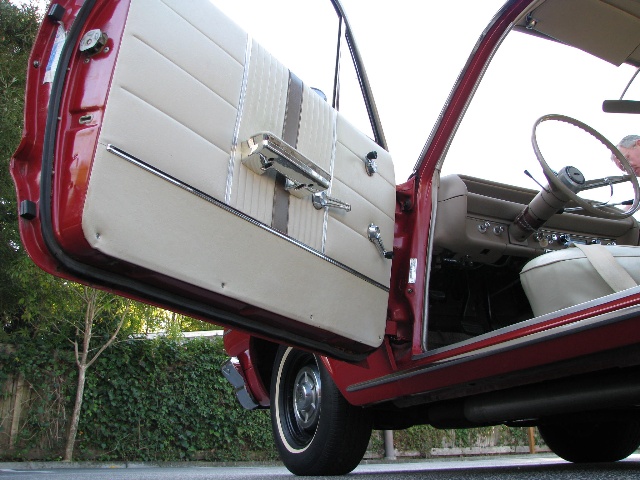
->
[106,144,389,292]
[322,110,338,255]
[225,35,252,205]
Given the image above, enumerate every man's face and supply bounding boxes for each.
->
[615,140,640,175]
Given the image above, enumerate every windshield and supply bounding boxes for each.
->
[441,22,640,206]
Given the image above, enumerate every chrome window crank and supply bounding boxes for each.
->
[368,223,393,259]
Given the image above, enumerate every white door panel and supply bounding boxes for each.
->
[83,0,395,348]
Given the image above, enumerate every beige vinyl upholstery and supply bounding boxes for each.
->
[228,41,289,225]
[521,245,640,317]
[81,0,395,347]
[522,0,640,66]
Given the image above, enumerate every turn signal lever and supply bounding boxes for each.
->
[509,166,585,242]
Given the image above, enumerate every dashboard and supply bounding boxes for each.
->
[432,174,640,265]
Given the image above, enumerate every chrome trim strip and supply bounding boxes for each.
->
[434,303,640,364]
[225,35,252,205]
[106,144,389,293]
[322,110,338,255]
[347,302,640,392]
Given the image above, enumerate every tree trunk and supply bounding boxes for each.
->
[62,287,127,462]
[64,363,86,461]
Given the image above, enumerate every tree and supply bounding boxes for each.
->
[0,4,220,459]
[0,0,40,333]
[64,287,130,461]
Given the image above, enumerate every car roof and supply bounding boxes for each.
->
[516,0,640,67]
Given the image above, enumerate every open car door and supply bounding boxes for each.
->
[11,0,396,360]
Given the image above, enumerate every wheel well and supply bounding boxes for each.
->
[250,337,279,397]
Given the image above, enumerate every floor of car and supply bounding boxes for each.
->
[426,254,533,350]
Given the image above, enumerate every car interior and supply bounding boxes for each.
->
[427,173,640,350]
[424,0,640,351]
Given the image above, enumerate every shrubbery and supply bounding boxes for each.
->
[1,336,277,461]
[2,333,541,461]
[79,337,277,461]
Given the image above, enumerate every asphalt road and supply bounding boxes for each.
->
[2,454,640,479]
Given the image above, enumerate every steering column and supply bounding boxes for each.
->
[509,166,585,242]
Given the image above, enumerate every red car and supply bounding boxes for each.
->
[11,0,640,475]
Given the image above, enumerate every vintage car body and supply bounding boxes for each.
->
[11,0,640,475]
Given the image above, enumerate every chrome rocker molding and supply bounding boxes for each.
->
[347,302,640,392]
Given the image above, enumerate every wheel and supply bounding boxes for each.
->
[270,346,372,476]
[532,114,640,218]
[538,418,640,463]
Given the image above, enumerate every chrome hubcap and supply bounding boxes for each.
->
[293,365,321,430]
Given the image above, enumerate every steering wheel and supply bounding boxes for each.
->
[532,114,640,219]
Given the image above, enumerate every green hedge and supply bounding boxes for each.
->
[2,335,540,462]
[78,337,277,461]
[1,336,277,461]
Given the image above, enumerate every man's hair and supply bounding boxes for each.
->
[618,135,640,148]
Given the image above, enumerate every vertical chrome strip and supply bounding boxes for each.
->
[225,35,252,205]
[322,110,338,254]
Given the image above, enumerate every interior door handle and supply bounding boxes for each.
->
[241,133,331,198]
[363,151,378,176]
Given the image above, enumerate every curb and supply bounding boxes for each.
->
[0,454,561,470]
[0,460,284,470]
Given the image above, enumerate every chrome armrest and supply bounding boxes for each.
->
[241,132,331,198]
